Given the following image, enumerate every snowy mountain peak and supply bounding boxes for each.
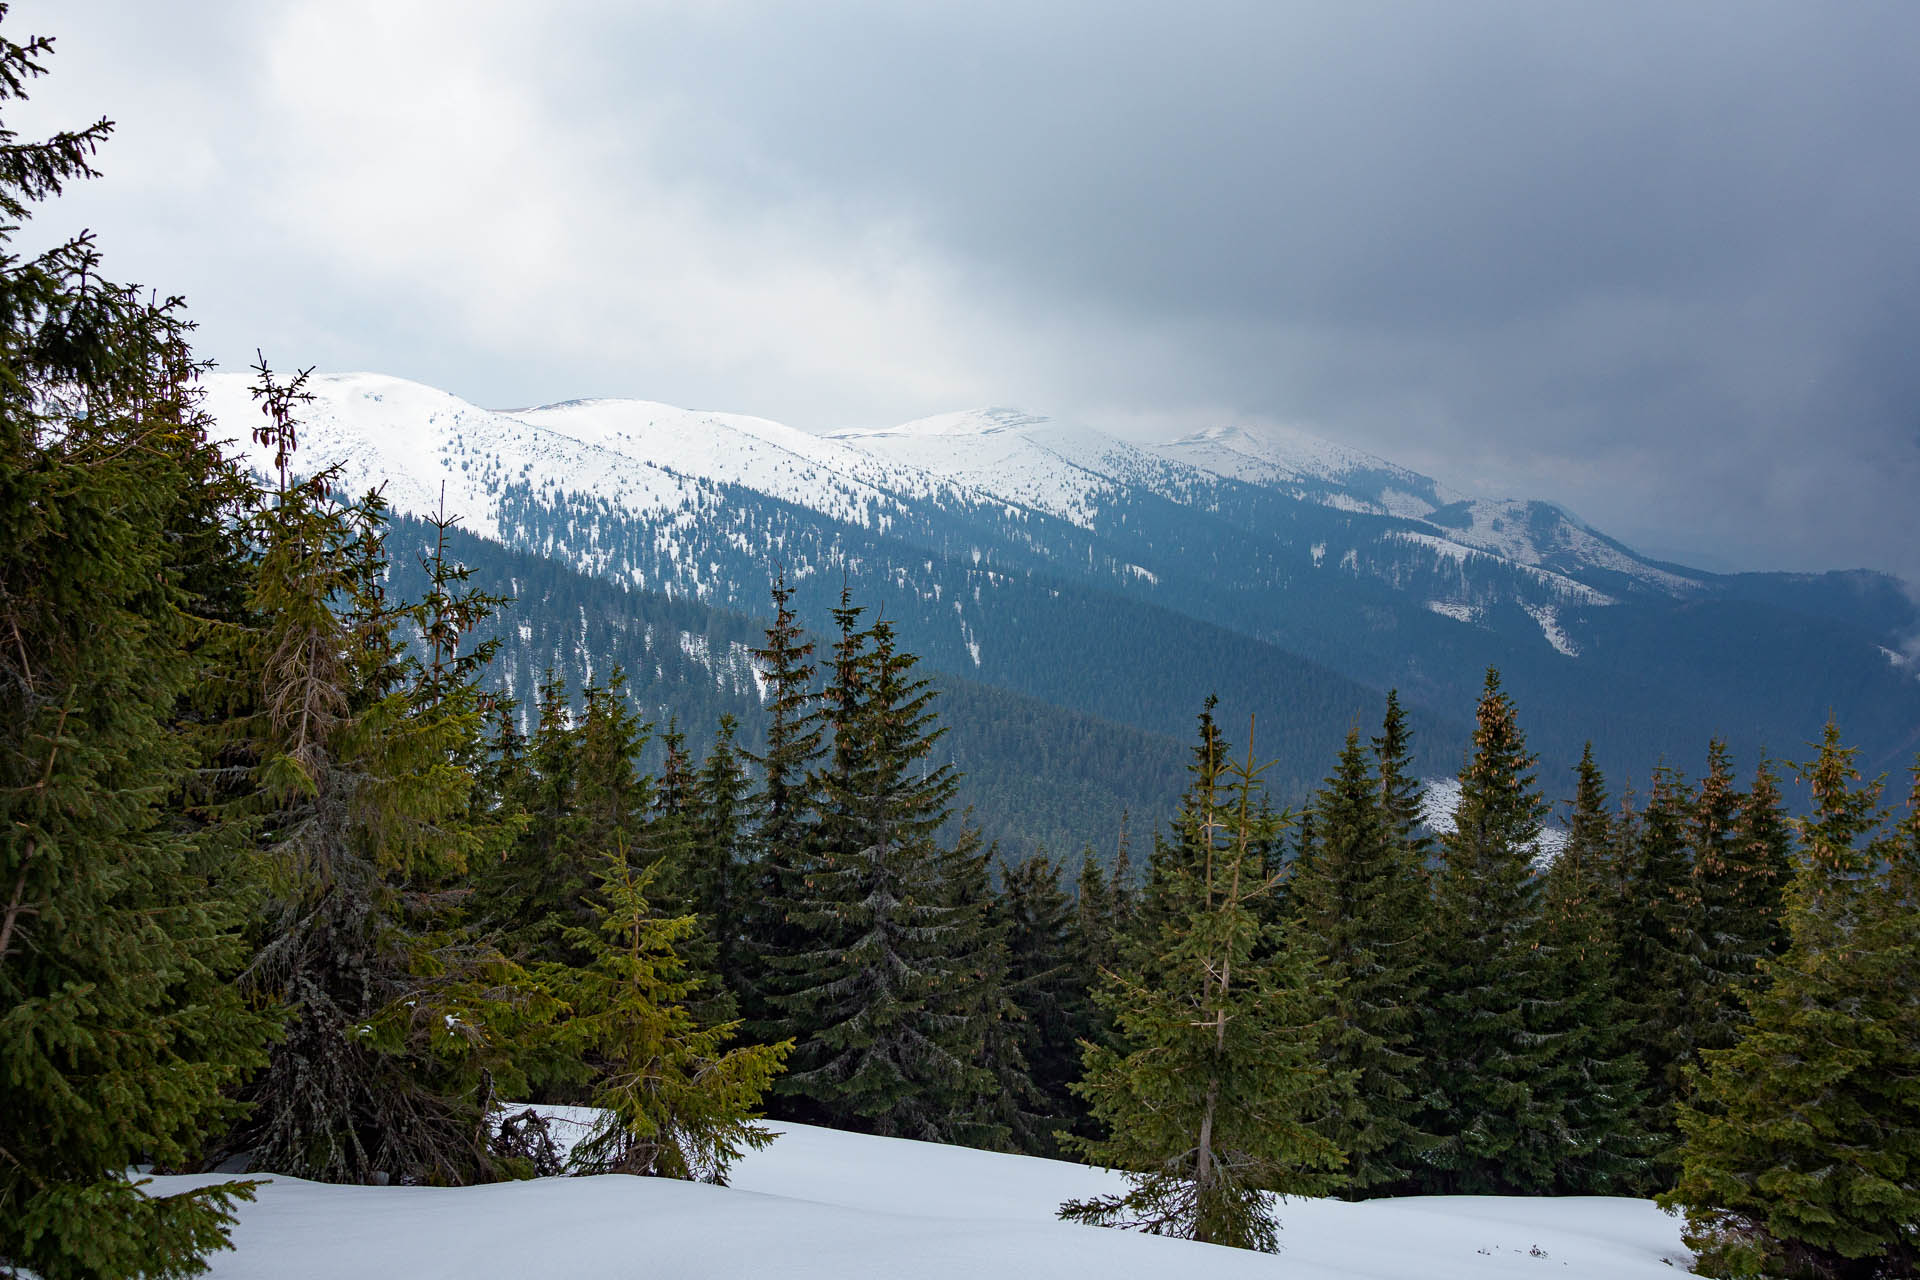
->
[834,406,1055,440]
[202,369,1709,629]
[1153,419,1456,513]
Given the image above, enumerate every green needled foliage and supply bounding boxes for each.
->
[1416,668,1563,1196]
[1061,715,1344,1252]
[0,22,273,1277]
[1663,729,1920,1280]
[1536,746,1653,1195]
[1614,761,1703,1172]
[771,602,990,1139]
[555,838,788,1184]
[1373,689,1433,884]
[689,715,754,1011]
[1287,727,1433,1195]
[737,575,825,1045]
[236,373,559,1186]
[1000,852,1095,1154]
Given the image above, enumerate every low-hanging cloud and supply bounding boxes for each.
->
[12,0,1918,583]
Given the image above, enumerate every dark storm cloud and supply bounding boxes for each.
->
[14,0,1920,582]
[560,0,1920,579]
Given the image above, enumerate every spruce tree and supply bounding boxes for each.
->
[554,838,788,1184]
[1070,842,1126,1083]
[476,669,578,946]
[1109,811,1138,935]
[1133,697,1231,955]
[236,392,551,1185]
[1417,668,1563,1195]
[1073,847,1116,973]
[1373,689,1433,878]
[1663,729,1920,1280]
[1690,740,1780,1061]
[689,715,753,1005]
[739,575,823,1041]
[1287,728,1432,1195]
[0,27,275,1271]
[1535,745,1651,1194]
[1060,719,1344,1251]
[940,836,1030,1153]
[999,852,1093,1153]
[1615,762,1706,1162]
[772,606,988,1138]
[1731,753,1794,966]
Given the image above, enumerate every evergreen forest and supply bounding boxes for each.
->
[3,17,1917,1280]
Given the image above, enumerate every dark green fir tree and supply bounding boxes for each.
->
[0,27,275,1272]
[1060,718,1345,1251]
[1287,728,1432,1195]
[1373,689,1433,880]
[689,715,753,1006]
[1416,669,1562,1195]
[998,852,1093,1153]
[1535,745,1651,1194]
[1615,761,1706,1161]
[1663,729,1920,1280]
[771,605,987,1139]
[739,575,823,1042]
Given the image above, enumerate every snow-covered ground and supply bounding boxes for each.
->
[148,1119,1690,1279]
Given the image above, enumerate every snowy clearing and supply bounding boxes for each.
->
[150,1120,1690,1279]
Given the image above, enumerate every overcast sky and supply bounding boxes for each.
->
[12,1,1919,581]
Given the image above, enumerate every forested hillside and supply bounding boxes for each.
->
[379,513,1466,858]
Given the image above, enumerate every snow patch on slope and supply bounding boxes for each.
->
[1384,531,1615,605]
[1523,603,1580,658]
[513,397,975,530]
[1426,600,1483,624]
[1432,499,1699,595]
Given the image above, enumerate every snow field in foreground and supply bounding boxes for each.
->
[150,1120,1692,1279]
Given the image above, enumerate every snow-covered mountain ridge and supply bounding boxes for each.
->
[201,369,1920,793]
[207,371,1701,619]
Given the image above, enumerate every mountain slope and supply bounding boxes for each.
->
[205,371,1920,797]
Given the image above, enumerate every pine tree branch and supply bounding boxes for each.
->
[0,864,39,965]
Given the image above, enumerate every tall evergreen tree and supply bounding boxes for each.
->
[1109,810,1137,932]
[1535,745,1651,1194]
[1664,729,1920,1280]
[1074,847,1116,973]
[1373,689,1433,878]
[1287,728,1432,1195]
[0,28,276,1271]
[1133,697,1231,955]
[1690,740,1779,1060]
[1416,668,1563,1195]
[739,575,823,1040]
[235,450,549,1186]
[1060,719,1344,1251]
[939,835,1030,1153]
[1731,753,1795,966]
[771,607,987,1138]
[999,853,1092,1154]
[1615,762,1706,1162]
[689,715,753,1004]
